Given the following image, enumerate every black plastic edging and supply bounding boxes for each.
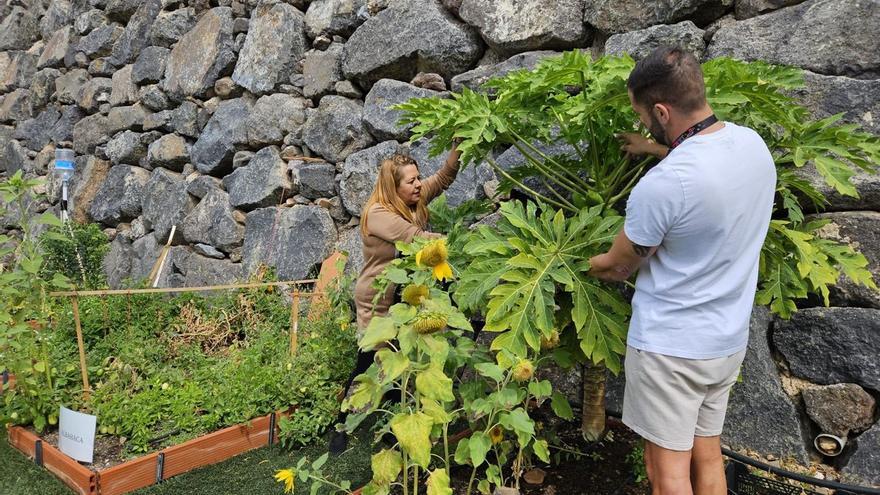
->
[34,439,43,467]
[268,412,276,446]
[605,409,880,495]
[156,452,165,484]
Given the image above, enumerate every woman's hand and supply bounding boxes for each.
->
[617,133,668,160]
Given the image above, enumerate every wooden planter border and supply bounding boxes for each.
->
[7,409,289,495]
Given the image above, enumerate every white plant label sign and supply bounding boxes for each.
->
[58,406,96,463]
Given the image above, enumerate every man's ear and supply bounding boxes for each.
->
[653,103,671,124]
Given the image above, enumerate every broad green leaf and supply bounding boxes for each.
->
[533,439,550,463]
[376,349,410,384]
[473,362,504,383]
[469,432,491,467]
[551,391,574,420]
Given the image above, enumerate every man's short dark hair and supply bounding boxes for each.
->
[627,46,706,114]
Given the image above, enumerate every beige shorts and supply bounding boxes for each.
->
[622,345,746,451]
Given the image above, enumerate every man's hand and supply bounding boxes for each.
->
[588,230,657,282]
[617,133,668,160]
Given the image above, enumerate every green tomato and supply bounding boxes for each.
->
[48,415,58,426]
[10,412,18,420]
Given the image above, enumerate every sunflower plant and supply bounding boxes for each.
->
[347,237,474,495]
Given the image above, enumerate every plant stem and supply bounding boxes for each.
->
[510,141,585,196]
[484,157,576,213]
[509,129,590,190]
[466,465,478,495]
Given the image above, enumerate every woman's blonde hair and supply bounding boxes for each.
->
[360,154,429,236]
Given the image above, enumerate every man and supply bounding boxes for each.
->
[588,46,776,495]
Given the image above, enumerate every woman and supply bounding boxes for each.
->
[330,143,461,454]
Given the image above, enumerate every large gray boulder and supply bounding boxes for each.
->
[583,0,731,34]
[169,100,201,138]
[734,0,806,19]
[802,384,875,437]
[72,113,110,154]
[141,168,195,242]
[146,133,190,171]
[302,43,344,99]
[791,71,880,135]
[0,7,40,51]
[14,107,61,151]
[1,52,38,92]
[106,104,149,134]
[231,0,307,95]
[37,27,73,69]
[181,189,245,252]
[30,69,62,109]
[41,0,76,39]
[105,130,154,165]
[774,307,880,391]
[76,24,123,58]
[243,205,338,280]
[103,236,135,288]
[451,50,559,92]
[162,7,235,99]
[407,138,493,207]
[337,226,364,275]
[131,46,169,84]
[246,94,309,147]
[89,164,151,224]
[78,77,114,113]
[339,140,402,216]
[109,0,161,66]
[290,160,337,199]
[809,212,880,309]
[459,0,589,56]
[363,79,442,141]
[304,0,366,38]
[149,8,197,48]
[168,249,244,286]
[54,68,89,105]
[342,0,484,87]
[68,155,110,223]
[706,0,880,79]
[191,96,253,176]
[109,64,138,106]
[723,306,809,463]
[222,146,292,210]
[0,90,33,124]
[302,96,374,163]
[605,21,706,60]
[843,422,880,485]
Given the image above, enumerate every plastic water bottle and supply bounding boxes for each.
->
[54,148,76,182]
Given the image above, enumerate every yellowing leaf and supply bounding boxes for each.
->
[371,449,402,485]
[426,469,453,495]
[390,413,433,468]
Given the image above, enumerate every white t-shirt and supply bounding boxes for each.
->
[624,122,776,359]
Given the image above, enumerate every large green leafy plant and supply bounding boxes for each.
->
[396,52,879,438]
[0,172,75,432]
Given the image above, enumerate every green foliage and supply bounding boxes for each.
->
[427,194,493,250]
[40,221,109,289]
[397,53,879,323]
[0,172,74,432]
[457,201,628,373]
[625,445,648,484]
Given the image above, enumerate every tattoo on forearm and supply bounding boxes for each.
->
[632,243,652,257]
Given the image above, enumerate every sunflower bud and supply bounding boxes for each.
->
[402,284,429,306]
[416,239,448,267]
[540,330,560,350]
[512,359,535,382]
[412,311,448,334]
[489,426,504,445]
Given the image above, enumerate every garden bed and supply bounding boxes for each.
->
[7,409,288,495]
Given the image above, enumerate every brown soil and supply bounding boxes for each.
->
[27,427,128,472]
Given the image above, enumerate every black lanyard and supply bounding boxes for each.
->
[668,114,719,150]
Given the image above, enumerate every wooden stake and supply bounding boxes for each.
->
[289,292,301,356]
[71,296,91,402]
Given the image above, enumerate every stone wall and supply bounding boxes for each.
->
[0,0,878,484]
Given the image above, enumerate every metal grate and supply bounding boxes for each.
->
[727,461,824,495]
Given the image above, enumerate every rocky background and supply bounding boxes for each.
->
[0,0,878,485]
